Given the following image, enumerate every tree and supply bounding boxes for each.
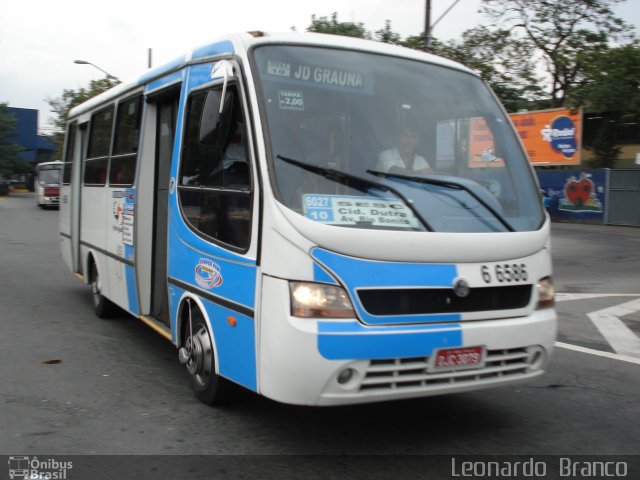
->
[46,77,119,157]
[375,20,401,44]
[426,27,545,111]
[480,0,634,107]
[307,13,368,39]
[571,43,640,167]
[0,103,28,178]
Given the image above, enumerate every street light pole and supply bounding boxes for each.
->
[73,60,121,83]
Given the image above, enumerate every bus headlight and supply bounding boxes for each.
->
[536,276,555,309]
[290,282,355,318]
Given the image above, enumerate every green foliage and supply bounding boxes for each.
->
[46,77,119,157]
[480,0,634,107]
[375,20,401,44]
[307,13,369,39]
[0,103,29,177]
[427,27,545,111]
[308,1,636,111]
[571,43,640,167]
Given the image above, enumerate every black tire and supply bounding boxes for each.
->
[90,262,117,318]
[183,304,238,405]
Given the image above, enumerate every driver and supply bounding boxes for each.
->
[376,124,432,174]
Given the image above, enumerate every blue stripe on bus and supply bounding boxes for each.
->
[167,231,257,309]
[125,265,140,315]
[317,321,462,360]
[204,301,257,391]
[144,70,183,94]
[312,248,457,288]
[313,262,338,285]
[311,248,459,325]
[138,55,187,85]
[123,188,139,315]
[167,285,257,391]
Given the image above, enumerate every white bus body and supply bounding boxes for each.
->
[35,160,63,208]
[59,32,556,406]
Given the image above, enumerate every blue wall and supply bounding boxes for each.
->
[537,169,607,224]
[7,107,55,163]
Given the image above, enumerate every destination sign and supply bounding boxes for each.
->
[302,194,419,229]
[266,59,370,92]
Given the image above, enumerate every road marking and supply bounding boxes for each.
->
[587,298,640,359]
[556,293,640,302]
[555,293,640,361]
[555,341,640,366]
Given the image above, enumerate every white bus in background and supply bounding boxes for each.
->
[35,160,63,208]
[59,32,556,406]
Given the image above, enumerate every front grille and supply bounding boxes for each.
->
[360,347,532,392]
[357,285,532,316]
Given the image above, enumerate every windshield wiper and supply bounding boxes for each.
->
[276,155,433,231]
[367,170,515,232]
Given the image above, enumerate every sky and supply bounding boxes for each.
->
[1,0,639,135]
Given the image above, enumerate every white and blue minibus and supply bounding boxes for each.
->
[59,32,556,406]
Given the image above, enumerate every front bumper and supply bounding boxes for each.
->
[258,276,557,406]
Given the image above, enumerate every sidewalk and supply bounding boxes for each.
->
[550,220,639,236]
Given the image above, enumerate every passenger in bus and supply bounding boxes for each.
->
[219,122,250,187]
[376,124,432,174]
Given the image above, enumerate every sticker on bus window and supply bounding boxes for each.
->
[278,90,304,111]
[302,195,420,229]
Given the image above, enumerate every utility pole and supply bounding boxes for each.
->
[424,0,432,51]
[424,0,462,52]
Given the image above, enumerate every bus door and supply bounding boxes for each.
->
[73,124,89,274]
[152,89,179,325]
[61,124,77,271]
[135,79,181,326]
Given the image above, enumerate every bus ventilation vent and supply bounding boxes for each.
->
[357,285,532,317]
[360,347,533,392]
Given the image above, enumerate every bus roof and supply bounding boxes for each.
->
[68,31,476,119]
[36,160,63,166]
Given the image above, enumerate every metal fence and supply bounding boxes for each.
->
[607,169,640,226]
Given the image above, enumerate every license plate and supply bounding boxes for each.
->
[432,346,485,371]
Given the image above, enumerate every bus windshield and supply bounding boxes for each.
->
[253,45,544,233]
[38,165,62,186]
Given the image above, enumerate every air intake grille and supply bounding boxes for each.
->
[357,285,532,316]
[360,348,533,393]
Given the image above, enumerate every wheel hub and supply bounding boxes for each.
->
[184,326,213,385]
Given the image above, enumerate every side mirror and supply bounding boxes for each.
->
[199,89,235,147]
[199,60,235,147]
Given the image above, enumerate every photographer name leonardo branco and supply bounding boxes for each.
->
[451,457,629,478]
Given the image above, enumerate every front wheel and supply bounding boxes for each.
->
[182,303,237,405]
[90,262,117,318]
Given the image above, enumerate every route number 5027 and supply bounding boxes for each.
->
[481,264,528,284]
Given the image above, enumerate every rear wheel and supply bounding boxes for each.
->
[90,262,117,318]
[182,303,237,405]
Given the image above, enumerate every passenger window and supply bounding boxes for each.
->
[110,95,142,186]
[179,85,252,250]
[84,106,114,186]
[62,123,76,185]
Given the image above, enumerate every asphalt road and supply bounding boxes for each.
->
[1,193,639,476]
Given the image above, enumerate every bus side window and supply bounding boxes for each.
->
[178,85,252,250]
[62,123,77,185]
[110,95,142,186]
[84,106,114,186]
